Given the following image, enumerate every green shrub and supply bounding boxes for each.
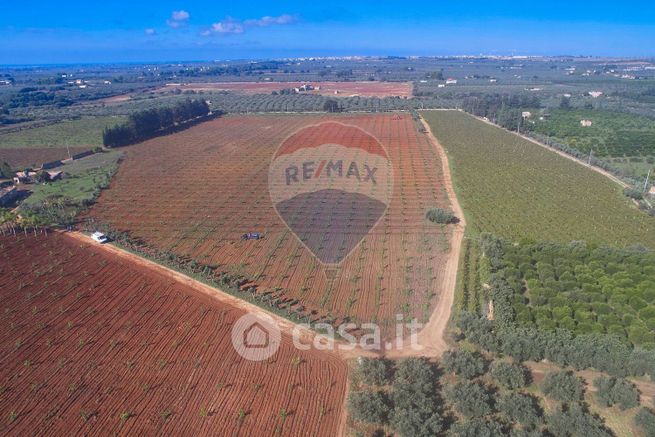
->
[635,408,655,437]
[497,392,543,428]
[426,207,457,224]
[449,418,506,437]
[446,381,493,417]
[490,361,528,389]
[547,403,612,437]
[593,376,640,410]
[542,371,584,402]
[348,390,390,425]
[391,358,443,437]
[442,349,486,378]
[357,358,390,386]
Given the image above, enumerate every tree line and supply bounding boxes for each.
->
[102,99,212,147]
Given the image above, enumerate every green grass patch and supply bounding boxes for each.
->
[21,151,122,220]
[0,116,126,149]
[421,110,655,248]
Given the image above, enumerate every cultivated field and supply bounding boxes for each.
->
[158,81,413,98]
[0,116,125,149]
[421,110,655,248]
[86,113,454,333]
[0,147,89,169]
[0,233,346,436]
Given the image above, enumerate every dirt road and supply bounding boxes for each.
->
[384,117,466,359]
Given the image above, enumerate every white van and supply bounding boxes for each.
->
[91,231,108,244]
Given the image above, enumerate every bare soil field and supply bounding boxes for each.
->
[158,81,412,98]
[85,113,455,337]
[0,147,89,168]
[0,233,346,436]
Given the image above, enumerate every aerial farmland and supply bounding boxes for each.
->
[85,113,457,335]
[0,233,347,436]
[1,50,655,436]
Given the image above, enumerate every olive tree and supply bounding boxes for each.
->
[490,361,528,389]
[348,390,390,425]
[542,371,584,402]
[593,376,640,410]
[442,349,486,379]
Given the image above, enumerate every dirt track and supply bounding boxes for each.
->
[387,116,466,358]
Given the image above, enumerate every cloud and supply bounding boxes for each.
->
[144,28,156,35]
[205,17,244,35]
[167,10,190,28]
[203,14,297,36]
[244,14,297,27]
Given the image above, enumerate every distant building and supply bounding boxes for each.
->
[13,171,37,185]
[589,91,603,98]
[522,111,532,119]
[437,84,446,88]
[46,171,63,181]
[445,78,457,84]
[580,119,593,127]
[294,84,315,93]
[649,186,655,197]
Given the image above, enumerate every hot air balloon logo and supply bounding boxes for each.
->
[269,122,393,267]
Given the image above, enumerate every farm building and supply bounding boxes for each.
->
[13,171,37,184]
[46,171,63,181]
[589,91,603,98]
[445,78,458,84]
[294,84,315,93]
[522,111,532,119]
[580,119,593,127]
[0,186,19,206]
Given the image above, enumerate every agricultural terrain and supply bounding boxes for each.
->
[0,147,89,169]
[0,232,346,436]
[157,81,412,98]
[421,110,655,248]
[21,151,122,209]
[499,240,655,348]
[86,113,455,335]
[529,109,655,158]
[0,116,124,149]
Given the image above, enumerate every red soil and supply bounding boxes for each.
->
[0,147,89,169]
[0,233,346,436]
[86,113,454,338]
[158,81,413,98]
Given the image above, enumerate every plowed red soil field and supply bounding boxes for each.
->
[0,233,346,436]
[0,147,88,168]
[86,113,454,336]
[158,81,412,97]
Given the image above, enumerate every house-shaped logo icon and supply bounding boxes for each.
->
[243,322,270,349]
[231,314,281,361]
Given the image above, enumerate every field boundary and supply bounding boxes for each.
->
[391,115,466,357]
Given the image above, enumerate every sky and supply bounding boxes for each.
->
[1,1,655,64]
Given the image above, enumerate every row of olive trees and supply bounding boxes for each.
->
[348,358,444,437]
[441,349,644,436]
[103,98,211,147]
